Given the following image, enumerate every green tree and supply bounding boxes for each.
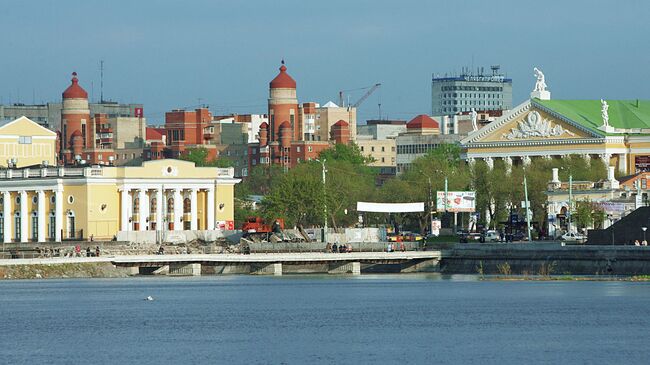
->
[318,143,373,165]
[180,147,233,167]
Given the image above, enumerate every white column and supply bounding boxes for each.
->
[37,190,45,242]
[173,188,182,231]
[20,190,28,243]
[206,187,215,230]
[3,191,11,244]
[190,188,198,230]
[156,188,163,231]
[120,188,130,232]
[138,189,146,232]
[55,189,62,242]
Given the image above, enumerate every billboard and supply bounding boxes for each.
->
[357,202,424,213]
[436,191,476,212]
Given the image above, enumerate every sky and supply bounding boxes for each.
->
[2,0,650,125]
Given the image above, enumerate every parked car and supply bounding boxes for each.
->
[561,232,586,242]
[485,230,500,242]
[403,232,423,242]
[459,231,485,243]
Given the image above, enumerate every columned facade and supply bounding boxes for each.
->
[118,183,221,233]
[0,187,63,243]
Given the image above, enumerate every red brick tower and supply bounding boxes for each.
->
[61,72,91,163]
[268,62,299,142]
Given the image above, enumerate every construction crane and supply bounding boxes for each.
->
[338,83,381,108]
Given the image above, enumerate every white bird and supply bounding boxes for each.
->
[145,296,154,301]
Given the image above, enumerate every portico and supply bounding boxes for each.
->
[119,184,216,232]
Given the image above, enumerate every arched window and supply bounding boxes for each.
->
[133,197,140,214]
[150,197,157,214]
[183,198,191,214]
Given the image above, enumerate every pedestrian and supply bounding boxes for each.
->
[86,247,91,257]
[635,240,640,246]
[400,241,405,252]
[643,240,648,246]
[75,244,81,257]
[332,243,338,253]
[95,246,100,257]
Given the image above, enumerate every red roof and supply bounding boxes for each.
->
[270,64,296,89]
[279,121,291,129]
[62,72,88,99]
[71,130,82,137]
[332,119,349,127]
[146,127,165,140]
[259,121,269,128]
[407,114,439,129]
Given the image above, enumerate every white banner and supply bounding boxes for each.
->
[356,202,424,213]
[436,191,476,212]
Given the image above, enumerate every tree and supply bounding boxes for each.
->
[180,147,233,167]
[318,143,373,165]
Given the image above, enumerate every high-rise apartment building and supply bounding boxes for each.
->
[431,65,512,116]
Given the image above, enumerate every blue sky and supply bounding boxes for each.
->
[2,0,649,125]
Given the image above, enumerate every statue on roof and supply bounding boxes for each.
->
[601,99,609,127]
[470,108,478,132]
[533,67,547,92]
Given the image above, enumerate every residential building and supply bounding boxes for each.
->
[248,63,350,171]
[0,116,57,168]
[357,119,407,140]
[395,114,463,173]
[0,101,142,131]
[432,65,512,116]
[356,136,396,167]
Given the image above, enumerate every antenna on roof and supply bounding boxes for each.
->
[100,60,104,103]
[281,59,285,65]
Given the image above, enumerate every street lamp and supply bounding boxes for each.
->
[315,159,327,243]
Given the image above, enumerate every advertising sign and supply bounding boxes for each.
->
[431,219,441,236]
[436,191,476,212]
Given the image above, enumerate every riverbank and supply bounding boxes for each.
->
[0,262,131,280]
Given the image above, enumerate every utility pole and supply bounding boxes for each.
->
[320,159,328,243]
[428,177,433,235]
[568,174,573,234]
[523,172,532,242]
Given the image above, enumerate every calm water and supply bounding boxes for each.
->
[1,275,649,364]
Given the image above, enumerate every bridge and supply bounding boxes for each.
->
[0,251,442,276]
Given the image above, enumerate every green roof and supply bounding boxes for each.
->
[533,99,650,135]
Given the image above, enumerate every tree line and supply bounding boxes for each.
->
[231,143,608,233]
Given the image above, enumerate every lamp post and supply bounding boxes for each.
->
[316,159,327,243]
[523,168,532,242]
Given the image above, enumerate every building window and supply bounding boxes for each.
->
[360,146,364,152]
[308,146,312,152]
[296,146,301,152]
[18,136,32,144]
[371,147,375,152]
[31,212,38,241]
[381,146,385,152]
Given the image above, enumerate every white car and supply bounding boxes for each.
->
[485,230,500,242]
[561,232,586,242]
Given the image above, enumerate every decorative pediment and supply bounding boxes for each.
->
[462,101,601,146]
[501,111,575,140]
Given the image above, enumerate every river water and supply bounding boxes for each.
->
[1,275,649,364]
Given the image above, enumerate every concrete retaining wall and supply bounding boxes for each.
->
[441,243,650,275]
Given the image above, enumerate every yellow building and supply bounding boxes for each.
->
[0,116,57,168]
[356,136,396,167]
[0,158,240,243]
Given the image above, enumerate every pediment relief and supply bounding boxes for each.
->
[479,108,591,143]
